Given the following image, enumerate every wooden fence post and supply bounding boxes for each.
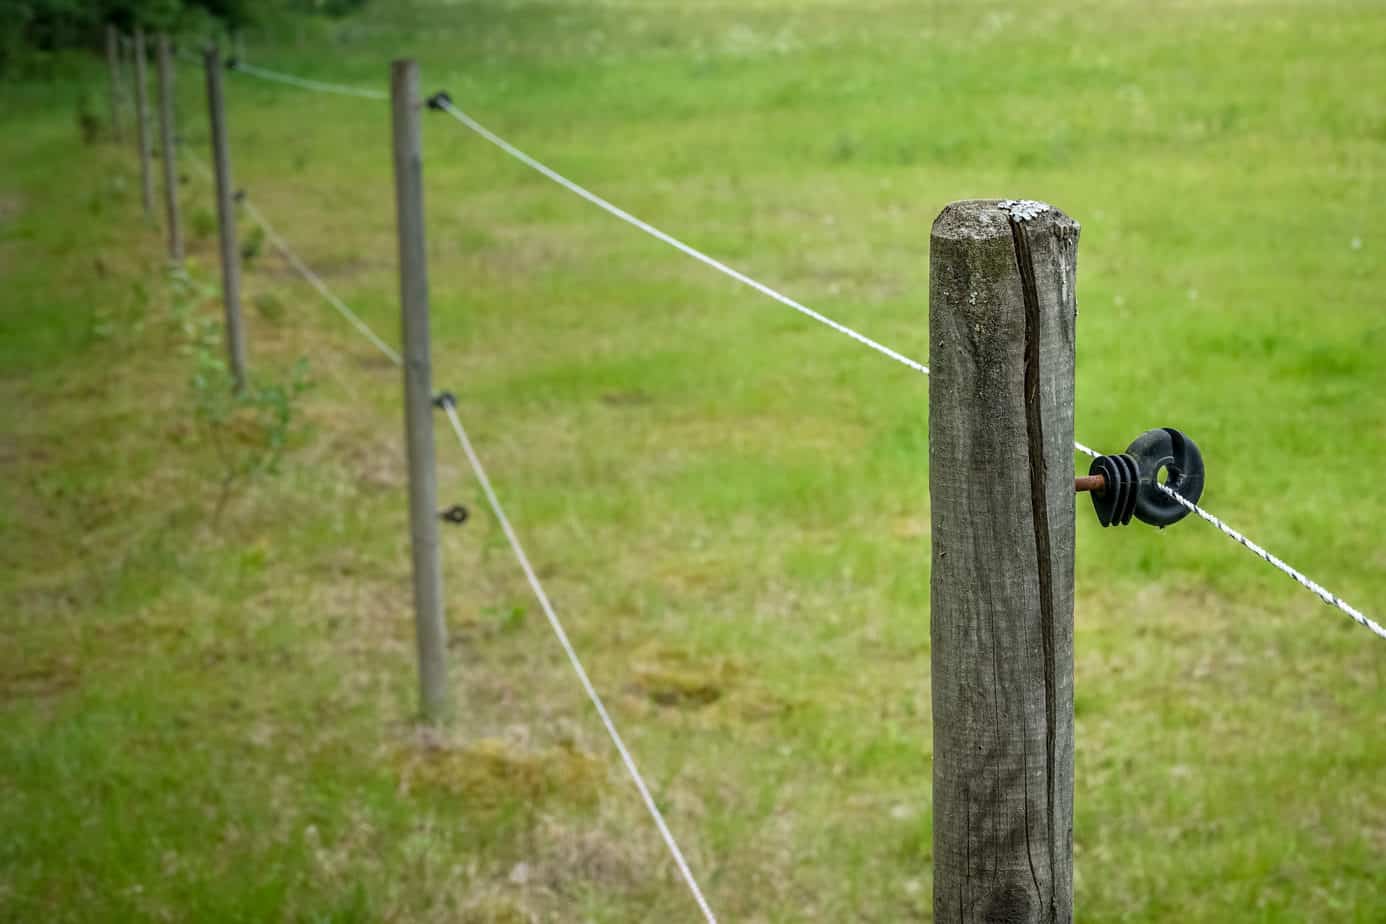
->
[105,25,123,143]
[156,35,183,265]
[132,28,155,221]
[391,58,451,722]
[929,199,1079,923]
[203,45,247,391]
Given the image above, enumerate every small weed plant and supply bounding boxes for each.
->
[169,269,312,521]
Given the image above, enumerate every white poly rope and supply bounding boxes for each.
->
[228,61,389,100]
[184,133,719,912]
[239,199,404,366]
[222,63,932,377]
[182,151,403,366]
[434,99,934,379]
[1155,482,1386,641]
[440,401,719,924]
[210,59,1386,639]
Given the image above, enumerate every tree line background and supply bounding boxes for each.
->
[1,0,367,75]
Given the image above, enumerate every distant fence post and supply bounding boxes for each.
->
[156,35,183,265]
[105,25,123,143]
[391,58,451,722]
[132,27,155,221]
[203,45,247,391]
[929,199,1079,923]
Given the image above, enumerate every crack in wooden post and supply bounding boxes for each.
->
[1010,215,1060,923]
[930,200,1078,924]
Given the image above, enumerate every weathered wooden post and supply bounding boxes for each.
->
[929,199,1079,923]
[390,59,451,722]
[155,35,183,265]
[132,28,155,221]
[105,25,123,143]
[204,45,247,391]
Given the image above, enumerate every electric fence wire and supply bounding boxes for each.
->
[216,61,1386,640]
[219,65,1118,464]
[439,399,719,923]
[428,97,1385,642]
[229,60,390,100]
[1154,483,1386,641]
[179,144,720,921]
[182,149,401,364]
[240,198,404,366]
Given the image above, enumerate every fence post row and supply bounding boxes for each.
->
[132,27,155,221]
[105,25,123,142]
[203,45,248,391]
[156,35,183,265]
[390,58,452,722]
[929,200,1079,923]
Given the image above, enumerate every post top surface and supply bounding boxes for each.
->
[931,198,1079,242]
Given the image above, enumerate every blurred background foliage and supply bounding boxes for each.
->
[0,0,368,76]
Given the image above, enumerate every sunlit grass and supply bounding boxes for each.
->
[2,1,1385,920]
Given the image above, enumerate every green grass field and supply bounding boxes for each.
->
[3,1,1385,920]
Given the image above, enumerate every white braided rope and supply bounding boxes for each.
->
[440,401,718,923]
[1155,483,1386,641]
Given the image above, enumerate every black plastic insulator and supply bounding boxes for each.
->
[1127,427,1204,527]
[1089,452,1138,527]
[232,188,247,203]
[432,390,456,410]
[225,56,240,70]
[425,91,453,111]
[439,505,469,525]
[1088,428,1205,529]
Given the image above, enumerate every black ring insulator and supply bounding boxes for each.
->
[1089,453,1137,527]
[439,505,469,525]
[1127,428,1204,528]
[1086,428,1204,529]
[425,91,453,111]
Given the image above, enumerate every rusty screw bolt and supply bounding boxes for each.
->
[1074,474,1106,495]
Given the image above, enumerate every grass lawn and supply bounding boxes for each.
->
[2,1,1385,920]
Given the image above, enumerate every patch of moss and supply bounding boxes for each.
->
[396,738,602,811]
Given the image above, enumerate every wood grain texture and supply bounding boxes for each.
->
[929,200,1078,924]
